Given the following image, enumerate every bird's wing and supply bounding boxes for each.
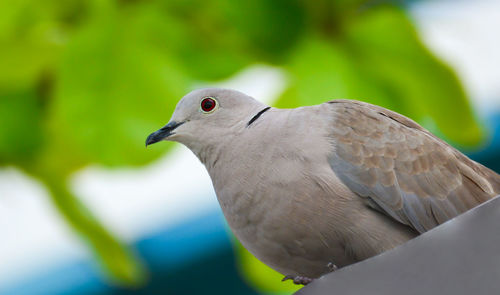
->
[327,100,500,233]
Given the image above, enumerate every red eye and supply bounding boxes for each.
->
[200,97,217,113]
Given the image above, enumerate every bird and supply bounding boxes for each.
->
[146,88,500,285]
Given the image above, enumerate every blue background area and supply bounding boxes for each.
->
[469,114,500,173]
[1,211,259,295]
[2,113,500,295]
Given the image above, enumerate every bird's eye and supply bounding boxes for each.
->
[200,97,217,113]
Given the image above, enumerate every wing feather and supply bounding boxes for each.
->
[327,100,500,233]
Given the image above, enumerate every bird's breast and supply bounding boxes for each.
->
[204,137,358,272]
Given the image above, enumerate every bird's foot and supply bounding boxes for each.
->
[282,275,315,285]
[281,263,337,285]
[327,262,338,272]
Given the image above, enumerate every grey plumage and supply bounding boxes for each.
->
[146,88,500,279]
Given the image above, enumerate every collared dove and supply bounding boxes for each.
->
[146,88,500,285]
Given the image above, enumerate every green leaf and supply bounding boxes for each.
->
[220,0,306,63]
[49,14,188,167]
[0,0,84,88]
[0,88,43,166]
[129,0,253,81]
[275,36,395,109]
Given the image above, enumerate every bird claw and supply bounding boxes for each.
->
[282,275,315,285]
[281,262,337,285]
[327,262,338,272]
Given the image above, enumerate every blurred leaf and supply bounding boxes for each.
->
[275,36,395,110]
[221,0,306,62]
[301,0,364,36]
[0,38,57,89]
[49,13,188,167]
[0,0,89,88]
[0,0,60,88]
[134,0,253,81]
[0,88,43,165]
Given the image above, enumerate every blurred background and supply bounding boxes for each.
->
[1,0,499,294]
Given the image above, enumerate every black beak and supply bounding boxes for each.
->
[146,121,184,147]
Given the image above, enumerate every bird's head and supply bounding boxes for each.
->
[146,88,268,152]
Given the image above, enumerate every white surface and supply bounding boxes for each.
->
[0,168,87,286]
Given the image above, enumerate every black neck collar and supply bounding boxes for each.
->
[247,107,271,127]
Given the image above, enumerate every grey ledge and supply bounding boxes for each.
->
[295,195,500,295]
